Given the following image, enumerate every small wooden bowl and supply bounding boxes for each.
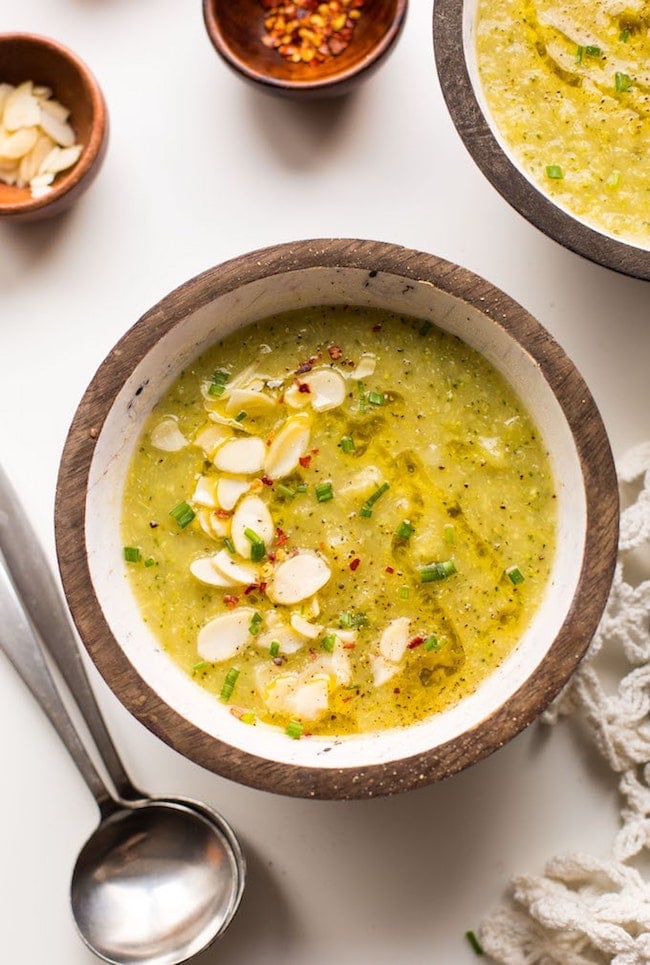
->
[55,239,619,800]
[203,0,408,97]
[0,33,108,222]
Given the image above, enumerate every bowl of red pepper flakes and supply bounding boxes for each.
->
[203,0,408,97]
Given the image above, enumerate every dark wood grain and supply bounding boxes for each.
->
[203,0,408,97]
[55,239,619,799]
[0,33,108,221]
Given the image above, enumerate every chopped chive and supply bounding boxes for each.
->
[244,527,266,561]
[424,634,440,651]
[419,320,433,336]
[338,436,356,453]
[123,546,141,563]
[360,481,390,518]
[193,660,209,672]
[315,482,334,503]
[506,565,525,585]
[220,667,240,702]
[277,483,295,499]
[144,557,155,567]
[357,380,367,412]
[575,44,583,62]
[269,640,280,657]
[234,410,247,422]
[620,28,630,42]
[223,537,236,554]
[249,612,263,636]
[295,483,308,493]
[240,711,256,725]
[545,164,564,180]
[606,170,621,187]
[585,44,601,56]
[399,586,410,600]
[321,634,336,652]
[207,382,226,397]
[208,369,229,397]
[286,719,303,739]
[443,523,455,544]
[419,560,458,583]
[395,519,415,540]
[615,71,632,91]
[466,930,484,956]
[367,390,385,406]
[169,500,195,528]
[338,611,367,629]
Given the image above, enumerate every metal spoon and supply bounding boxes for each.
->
[0,467,245,964]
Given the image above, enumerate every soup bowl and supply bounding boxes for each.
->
[433,0,650,281]
[55,239,619,800]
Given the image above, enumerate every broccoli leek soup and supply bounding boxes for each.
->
[122,307,556,738]
[475,0,650,247]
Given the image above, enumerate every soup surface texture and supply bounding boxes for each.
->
[122,307,556,738]
[475,0,650,248]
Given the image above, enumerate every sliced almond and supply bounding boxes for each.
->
[290,613,323,639]
[0,83,15,119]
[189,556,238,587]
[38,108,76,148]
[378,617,411,663]
[370,654,400,688]
[18,132,55,185]
[39,143,82,176]
[283,381,312,409]
[150,416,188,452]
[300,367,346,411]
[231,495,274,559]
[197,607,257,662]
[349,353,377,380]
[39,95,70,123]
[216,476,251,511]
[267,551,331,605]
[192,476,218,508]
[193,422,233,457]
[225,387,277,416]
[213,436,266,474]
[196,508,230,540]
[212,549,261,586]
[261,671,330,720]
[3,82,40,131]
[256,624,305,655]
[0,126,39,160]
[263,412,311,479]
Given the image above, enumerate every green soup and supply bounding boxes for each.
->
[122,306,556,738]
[476,0,650,247]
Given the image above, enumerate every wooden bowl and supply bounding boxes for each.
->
[55,239,619,800]
[433,0,650,281]
[203,0,408,97]
[0,33,108,222]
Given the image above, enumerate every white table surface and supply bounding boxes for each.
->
[1,3,648,963]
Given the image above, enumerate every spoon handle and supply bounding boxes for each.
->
[0,551,116,814]
[0,464,141,802]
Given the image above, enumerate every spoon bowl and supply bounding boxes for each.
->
[72,800,243,965]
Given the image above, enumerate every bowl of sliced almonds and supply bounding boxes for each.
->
[55,239,619,800]
[0,33,108,222]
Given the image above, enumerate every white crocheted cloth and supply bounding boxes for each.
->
[480,443,650,965]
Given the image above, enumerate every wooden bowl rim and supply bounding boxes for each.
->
[0,32,108,218]
[433,0,650,281]
[202,0,409,93]
[55,238,619,799]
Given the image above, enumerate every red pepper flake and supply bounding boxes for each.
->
[297,381,311,393]
[393,687,401,694]
[295,361,313,375]
[275,528,289,546]
[244,583,259,596]
[311,448,320,455]
[260,0,365,66]
[259,581,268,593]
[223,594,240,609]
[308,648,318,660]
[328,344,343,360]
[343,642,356,650]
[299,455,311,469]
[267,551,276,562]
[261,475,274,486]
[407,636,424,650]
[216,508,231,519]
[349,557,361,571]
[385,565,395,574]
